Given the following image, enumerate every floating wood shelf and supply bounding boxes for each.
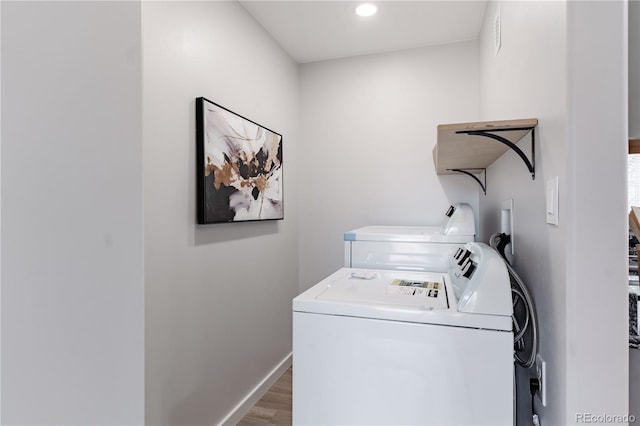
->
[630,138,640,154]
[433,118,538,194]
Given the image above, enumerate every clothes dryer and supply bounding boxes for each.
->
[344,203,475,272]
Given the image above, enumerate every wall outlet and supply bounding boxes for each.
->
[536,354,547,407]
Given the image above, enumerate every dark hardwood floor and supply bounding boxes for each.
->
[237,367,292,425]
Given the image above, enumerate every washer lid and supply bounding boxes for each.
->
[293,268,511,331]
[344,225,473,243]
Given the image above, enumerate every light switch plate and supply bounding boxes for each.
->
[546,177,559,225]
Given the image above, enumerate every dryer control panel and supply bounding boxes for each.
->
[441,203,476,236]
[449,243,512,317]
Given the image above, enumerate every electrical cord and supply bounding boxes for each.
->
[530,378,541,425]
[490,233,539,368]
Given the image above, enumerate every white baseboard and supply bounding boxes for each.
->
[219,352,293,426]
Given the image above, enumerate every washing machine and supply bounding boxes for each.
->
[293,242,513,425]
[344,203,475,272]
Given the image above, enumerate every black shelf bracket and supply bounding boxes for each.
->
[456,126,536,180]
[448,168,487,195]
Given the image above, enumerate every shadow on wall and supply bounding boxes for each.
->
[193,220,281,246]
[168,380,223,426]
[438,173,483,198]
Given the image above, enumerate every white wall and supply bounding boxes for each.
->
[477,2,567,424]
[565,2,629,424]
[631,0,640,419]
[0,1,3,420]
[631,0,639,138]
[142,2,300,424]
[632,348,640,421]
[479,1,629,425]
[1,2,144,424]
[298,42,480,290]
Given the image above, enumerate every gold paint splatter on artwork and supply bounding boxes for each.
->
[212,162,237,190]
[254,175,267,192]
[205,156,215,177]
[204,144,280,196]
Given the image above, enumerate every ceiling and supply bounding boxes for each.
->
[240,1,488,64]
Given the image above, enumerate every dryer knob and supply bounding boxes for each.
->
[453,248,464,259]
[462,262,477,279]
[457,250,471,266]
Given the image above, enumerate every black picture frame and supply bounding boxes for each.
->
[196,97,283,224]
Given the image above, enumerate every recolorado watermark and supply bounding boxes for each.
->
[576,413,636,423]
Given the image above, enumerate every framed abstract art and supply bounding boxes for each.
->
[196,97,283,224]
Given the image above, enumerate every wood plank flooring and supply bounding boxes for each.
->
[237,367,292,425]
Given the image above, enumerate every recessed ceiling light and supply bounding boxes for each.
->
[355,3,378,17]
